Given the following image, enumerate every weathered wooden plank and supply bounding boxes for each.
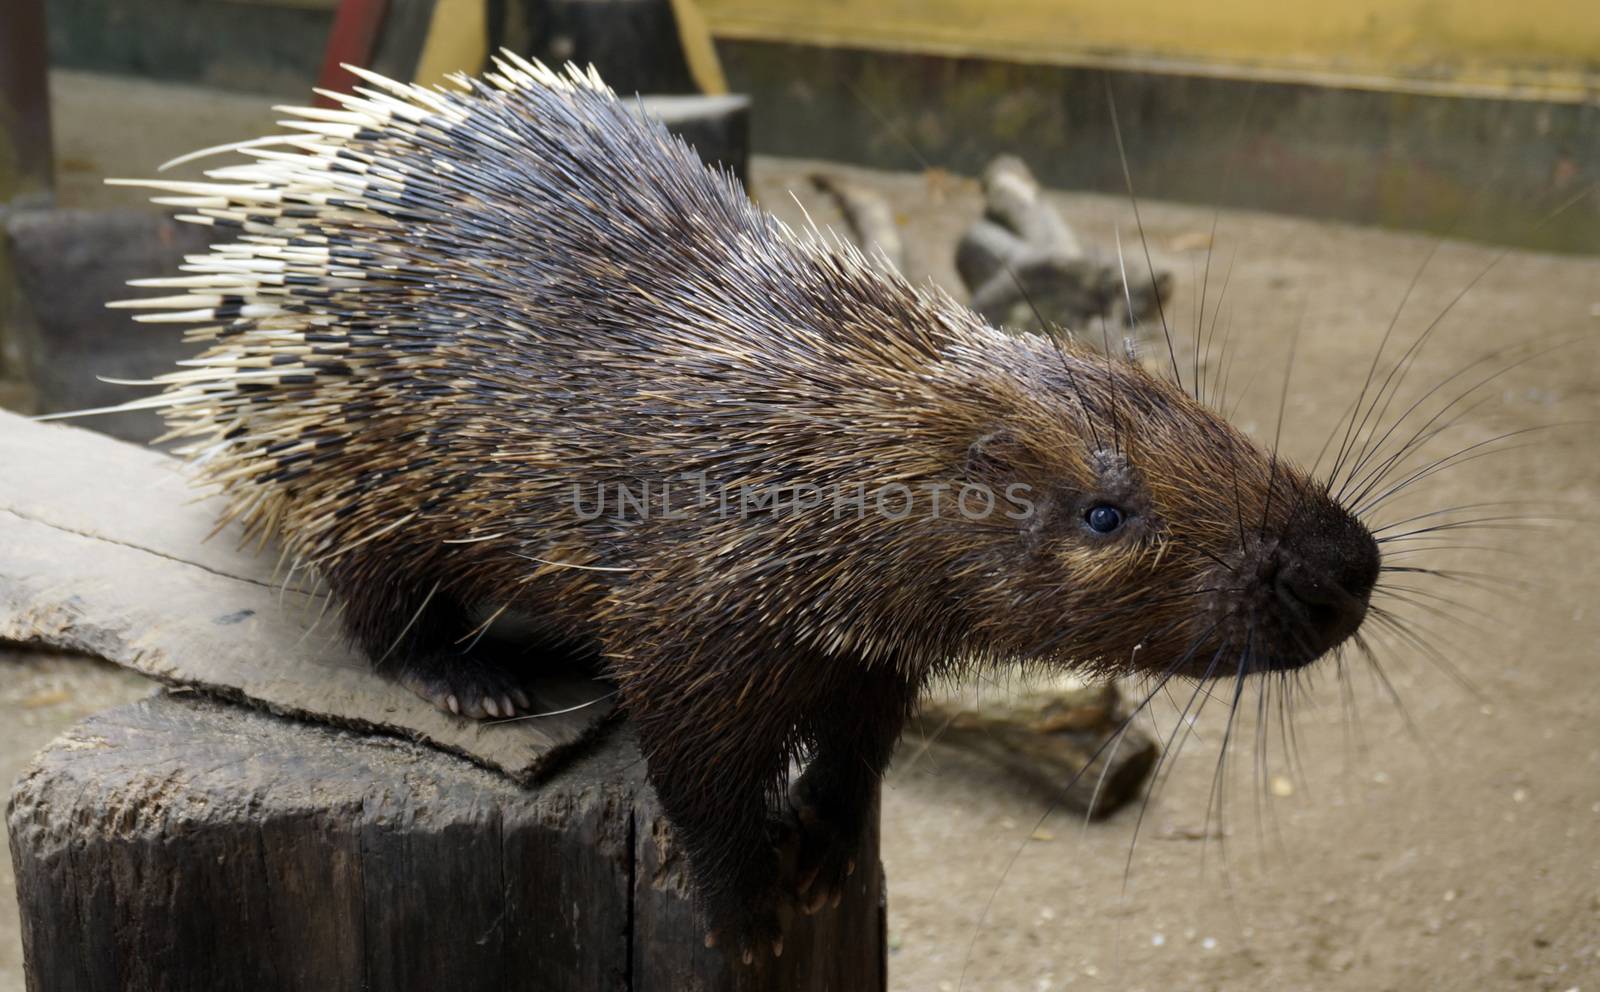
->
[7,693,885,991]
[0,408,612,783]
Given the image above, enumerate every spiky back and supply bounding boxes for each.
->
[112,56,1009,644]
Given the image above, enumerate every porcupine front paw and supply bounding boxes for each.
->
[703,882,788,963]
[786,777,861,915]
[394,651,535,720]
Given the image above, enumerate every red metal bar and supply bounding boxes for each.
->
[314,0,392,107]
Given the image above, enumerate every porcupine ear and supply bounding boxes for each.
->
[965,428,1031,483]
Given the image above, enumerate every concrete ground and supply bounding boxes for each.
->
[3,71,1597,990]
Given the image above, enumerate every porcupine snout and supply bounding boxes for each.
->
[1260,494,1380,668]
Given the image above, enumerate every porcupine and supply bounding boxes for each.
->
[108,54,1379,958]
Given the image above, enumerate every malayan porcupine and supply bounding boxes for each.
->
[103,55,1382,958]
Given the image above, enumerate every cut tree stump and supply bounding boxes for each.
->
[7,693,886,992]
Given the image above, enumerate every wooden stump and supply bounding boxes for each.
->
[7,693,885,992]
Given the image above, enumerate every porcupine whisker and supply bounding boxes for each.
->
[1366,605,1472,676]
[1376,507,1585,541]
[1376,595,1497,649]
[1249,628,1316,822]
[1079,698,1137,838]
[1379,543,1524,561]
[1374,582,1494,626]
[1223,343,1267,424]
[1199,247,1239,407]
[1331,651,1366,773]
[1380,566,1529,595]
[1377,520,1549,546]
[1353,399,1583,520]
[1368,499,1559,535]
[1384,563,1535,592]
[1001,261,1107,453]
[1114,223,1138,346]
[1104,75,1182,394]
[1373,587,1491,640]
[1337,187,1596,496]
[1260,295,1309,537]
[1364,606,1479,697]
[1096,313,1125,456]
[1187,544,1240,574]
[1193,641,1248,895]
[1351,635,1438,763]
[1325,238,1444,489]
[1106,639,1232,979]
[1190,82,1256,409]
[1360,433,1573,517]
[1342,337,1578,505]
[1224,624,1324,884]
[1275,668,1310,800]
[1334,245,1510,492]
[1376,521,1574,553]
[1118,638,1230,892]
[1110,648,1233,984]
[1214,287,1247,417]
[1250,674,1278,859]
[1337,253,1512,493]
[1358,424,1585,515]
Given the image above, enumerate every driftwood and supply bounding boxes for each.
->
[906,681,1157,819]
[956,155,1173,338]
[8,693,885,991]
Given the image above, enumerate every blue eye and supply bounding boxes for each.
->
[1085,504,1124,534]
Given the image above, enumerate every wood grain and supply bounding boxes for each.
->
[7,693,885,991]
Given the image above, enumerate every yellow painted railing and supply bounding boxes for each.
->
[696,0,1600,103]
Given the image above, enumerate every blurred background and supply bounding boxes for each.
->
[1,1,1598,990]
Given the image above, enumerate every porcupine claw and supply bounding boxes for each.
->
[397,654,540,721]
[703,928,784,963]
[787,788,860,917]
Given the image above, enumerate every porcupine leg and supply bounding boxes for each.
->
[630,700,793,960]
[327,562,534,719]
[788,664,918,914]
[618,663,798,960]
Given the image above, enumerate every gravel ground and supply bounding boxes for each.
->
[3,71,1596,991]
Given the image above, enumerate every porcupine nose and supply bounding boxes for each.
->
[1272,500,1380,659]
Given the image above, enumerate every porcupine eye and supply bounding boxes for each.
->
[1084,504,1125,534]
